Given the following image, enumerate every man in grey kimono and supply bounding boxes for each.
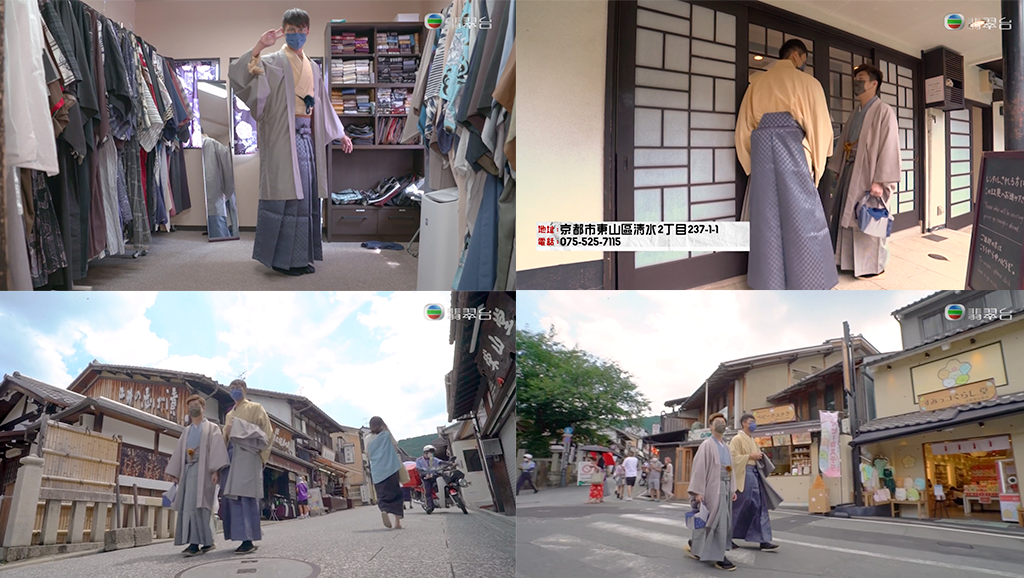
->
[828,63,901,278]
[685,413,738,572]
[229,9,352,277]
[165,395,230,557]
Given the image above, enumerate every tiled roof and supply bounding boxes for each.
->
[84,361,221,385]
[865,309,1024,368]
[857,391,1024,434]
[890,291,946,316]
[7,372,85,407]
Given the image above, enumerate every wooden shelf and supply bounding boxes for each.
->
[331,53,375,58]
[333,144,423,150]
[377,114,409,118]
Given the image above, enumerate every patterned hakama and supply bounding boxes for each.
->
[252,117,322,271]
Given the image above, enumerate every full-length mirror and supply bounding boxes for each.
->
[197,80,239,241]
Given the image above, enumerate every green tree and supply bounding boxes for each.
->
[517,328,650,458]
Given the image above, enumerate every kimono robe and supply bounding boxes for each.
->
[166,419,230,547]
[221,400,272,542]
[729,430,773,544]
[688,436,737,563]
[229,48,345,271]
[828,96,901,277]
[203,136,239,238]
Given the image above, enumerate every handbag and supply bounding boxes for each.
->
[389,434,411,485]
[590,470,605,484]
[685,503,709,530]
[856,193,893,238]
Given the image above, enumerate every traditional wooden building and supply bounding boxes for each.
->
[447,291,517,515]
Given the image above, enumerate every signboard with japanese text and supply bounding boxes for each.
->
[322,445,336,463]
[967,151,1024,290]
[918,379,997,411]
[272,426,294,455]
[911,343,1007,400]
[819,411,841,478]
[791,432,812,445]
[755,436,774,448]
[772,435,790,447]
[93,378,184,423]
[475,292,516,385]
[751,404,797,425]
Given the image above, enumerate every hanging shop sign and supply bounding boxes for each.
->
[321,445,336,463]
[755,436,774,448]
[791,432,812,445]
[819,411,842,478]
[475,292,516,385]
[751,404,796,425]
[772,435,791,447]
[272,426,294,455]
[918,378,997,411]
[911,342,1007,401]
[688,428,712,441]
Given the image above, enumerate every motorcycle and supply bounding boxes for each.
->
[416,459,470,514]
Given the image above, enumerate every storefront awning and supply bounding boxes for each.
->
[313,456,353,478]
[268,449,314,476]
[853,392,1024,445]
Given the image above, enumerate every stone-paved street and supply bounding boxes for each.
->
[0,503,514,578]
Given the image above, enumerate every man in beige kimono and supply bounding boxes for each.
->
[165,395,230,557]
[828,63,901,278]
[685,413,738,571]
[736,39,837,290]
[229,9,352,277]
[220,379,273,554]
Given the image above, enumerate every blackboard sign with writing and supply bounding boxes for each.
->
[966,151,1024,289]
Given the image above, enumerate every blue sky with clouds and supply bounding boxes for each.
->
[518,291,937,413]
[0,292,456,439]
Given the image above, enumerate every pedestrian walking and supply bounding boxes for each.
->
[296,476,309,519]
[220,379,273,555]
[622,450,639,501]
[586,456,605,503]
[613,462,626,499]
[730,414,780,551]
[365,416,405,529]
[649,456,663,500]
[663,457,675,500]
[166,395,230,557]
[685,413,738,571]
[517,454,539,495]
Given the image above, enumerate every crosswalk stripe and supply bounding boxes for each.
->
[530,534,719,577]
[620,513,688,528]
[589,521,757,565]
[772,538,1024,578]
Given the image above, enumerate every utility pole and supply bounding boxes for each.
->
[843,321,863,507]
[559,425,574,487]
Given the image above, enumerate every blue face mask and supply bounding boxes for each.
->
[230,389,244,402]
[286,32,307,50]
[748,422,757,433]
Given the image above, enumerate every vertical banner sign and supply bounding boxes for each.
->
[819,411,841,478]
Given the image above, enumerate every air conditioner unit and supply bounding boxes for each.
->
[923,46,964,111]
[481,438,503,457]
[980,69,1004,93]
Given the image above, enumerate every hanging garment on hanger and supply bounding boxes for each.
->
[492,175,514,291]
[26,170,69,286]
[4,0,59,175]
[87,8,111,261]
[456,172,501,291]
[103,18,133,141]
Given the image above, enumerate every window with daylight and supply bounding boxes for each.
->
[173,59,220,149]
[463,448,484,472]
[862,373,877,421]
[229,56,324,155]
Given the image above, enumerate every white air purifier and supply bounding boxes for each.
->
[417,187,460,290]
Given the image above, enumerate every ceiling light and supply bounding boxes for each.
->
[754,55,764,61]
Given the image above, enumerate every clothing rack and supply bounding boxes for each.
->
[20,0,190,289]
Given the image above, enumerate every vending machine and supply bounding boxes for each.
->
[997,459,1019,523]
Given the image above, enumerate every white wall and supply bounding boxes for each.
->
[994,101,1006,152]
[0,397,29,426]
[103,417,157,449]
[926,109,946,230]
[519,0,608,273]
[248,395,292,425]
[452,439,491,507]
[159,433,178,454]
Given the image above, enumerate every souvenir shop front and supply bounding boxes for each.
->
[3,0,514,291]
[854,408,1024,523]
[749,420,852,509]
[264,450,314,520]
